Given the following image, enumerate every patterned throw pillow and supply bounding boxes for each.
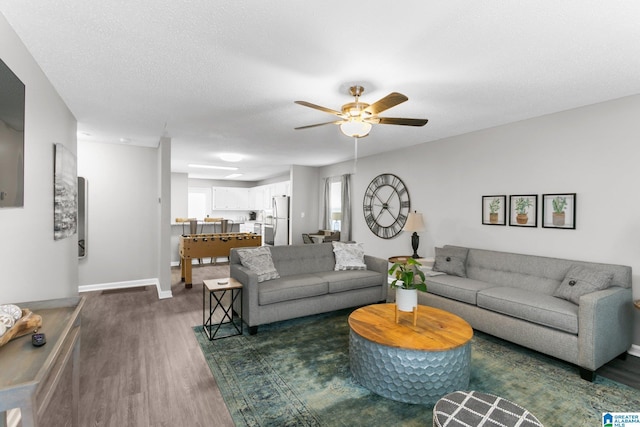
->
[553,265,613,305]
[236,246,280,282]
[433,246,469,278]
[332,242,367,271]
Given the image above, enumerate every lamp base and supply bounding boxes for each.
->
[411,232,420,259]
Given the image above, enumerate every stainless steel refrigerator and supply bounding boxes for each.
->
[272,195,290,245]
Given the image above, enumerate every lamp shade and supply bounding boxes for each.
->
[331,212,342,221]
[339,120,372,138]
[403,212,425,232]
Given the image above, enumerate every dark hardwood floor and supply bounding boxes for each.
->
[79,263,235,427]
[77,262,639,426]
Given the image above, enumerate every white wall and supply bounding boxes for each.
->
[0,14,78,303]
[77,141,160,288]
[157,137,172,294]
[290,165,319,245]
[171,172,188,220]
[321,94,640,344]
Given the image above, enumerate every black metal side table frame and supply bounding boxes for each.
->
[202,278,243,340]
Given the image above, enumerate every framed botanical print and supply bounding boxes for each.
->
[482,195,506,225]
[509,195,537,227]
[542,193,576,229]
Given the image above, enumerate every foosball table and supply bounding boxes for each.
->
[179,233,262,288]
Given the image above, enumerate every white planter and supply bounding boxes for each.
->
[396,288,418,312]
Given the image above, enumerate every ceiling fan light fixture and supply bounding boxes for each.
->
[340,119,372,138]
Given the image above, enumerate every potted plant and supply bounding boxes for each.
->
[514,197,533,224]
[489,198,501,224]
[552,196,567,226]
[389,258,427,312]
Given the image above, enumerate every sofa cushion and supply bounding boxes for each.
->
[332,242,367,271]
[426,275,497,305]
[315,270,383,293]
[236,246,280,282]
[258,274,328,305]
[477,287,578,334]
[433,246,469,277]
[553,265,614,305]
[269,244,336,277]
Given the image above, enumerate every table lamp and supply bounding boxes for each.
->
[403,211,425,258]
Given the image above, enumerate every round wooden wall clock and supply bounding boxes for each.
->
[363,173,411,239]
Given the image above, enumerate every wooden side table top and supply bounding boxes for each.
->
[348,303,473,352]
[388,255,413,264]
[634,300,640,310]
[203,277,242,292]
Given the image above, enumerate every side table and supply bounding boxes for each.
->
[202,278,243,340]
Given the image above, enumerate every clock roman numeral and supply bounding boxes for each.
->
[382,227,391,239]
[365,214,375,227]
[371,223,381,236]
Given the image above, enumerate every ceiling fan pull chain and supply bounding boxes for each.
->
[353,136,358,174]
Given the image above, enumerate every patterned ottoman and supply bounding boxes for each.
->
[433,391,544,427]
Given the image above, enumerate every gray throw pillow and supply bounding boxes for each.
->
[433,246,469,278]
[553,265,614,305]
[236,246,280,282]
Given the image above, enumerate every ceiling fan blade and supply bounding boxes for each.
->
[295,120,344,130]
[363,92,408,115]
[294,101,343,116]
[376,117,429,126]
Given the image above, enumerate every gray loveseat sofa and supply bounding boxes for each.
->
[406,245,633,381]
[230,242,387,334]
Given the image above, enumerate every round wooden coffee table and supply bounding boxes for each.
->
[348,303,473,405]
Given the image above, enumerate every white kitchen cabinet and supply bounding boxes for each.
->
[273,180,290,198]
[246,181,290,211]
[263,184,273,210]
[249,186,265,210]
[212,187,249,210]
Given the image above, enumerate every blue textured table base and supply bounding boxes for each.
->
[349,329,471,405]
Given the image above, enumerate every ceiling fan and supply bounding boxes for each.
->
[294,85,428,138]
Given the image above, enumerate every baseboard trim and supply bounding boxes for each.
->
[628,344,640,358]
[78,278,172,300]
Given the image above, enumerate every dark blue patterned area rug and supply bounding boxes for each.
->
[194,308,639,426]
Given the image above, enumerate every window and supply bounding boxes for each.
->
[329,180,342,231]
[187,187,210,219]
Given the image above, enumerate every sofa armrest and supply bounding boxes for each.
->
[578,286,633,370]
[230,263,260,327]
[364,255,389,301]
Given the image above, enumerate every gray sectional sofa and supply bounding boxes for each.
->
[230,242,387,335]
[404,245,633,381]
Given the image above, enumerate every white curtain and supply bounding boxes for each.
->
[322,177,331,230]
[340,174,351,241]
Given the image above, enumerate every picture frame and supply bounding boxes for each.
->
[54,143,78,240]
[482,195,506,226]
[542,193,576,229]
[509,194,537,227]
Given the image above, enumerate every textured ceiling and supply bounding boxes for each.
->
[1,1,639,181]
